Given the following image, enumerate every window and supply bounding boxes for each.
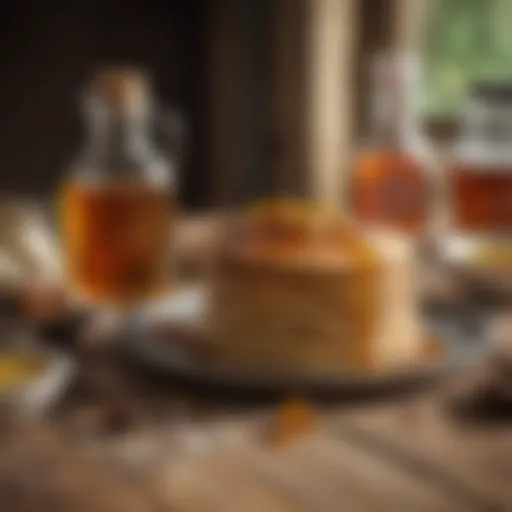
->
[421,0,512,117]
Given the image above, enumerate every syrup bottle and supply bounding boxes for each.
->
[60,68,177,306]
[352,52,430,235]
[450,82,512,233]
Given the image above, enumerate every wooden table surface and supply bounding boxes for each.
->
[0,313,503,512]
[4,356,509,512]
[1,213,512,511]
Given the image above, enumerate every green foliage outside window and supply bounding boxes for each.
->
[421,0,512,117]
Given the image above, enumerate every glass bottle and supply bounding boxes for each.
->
[450,82,512,234]
[60,68,176,306]
[352,53,430,234]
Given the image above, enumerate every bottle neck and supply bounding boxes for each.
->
[367,101,402,148]
[366,53,418,150]
[462,99,512,142]
[458,98,512,165]
[74,90,171,189]
[86,109,151,159]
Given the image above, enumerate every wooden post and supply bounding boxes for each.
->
[393,0,431,53]
[305,0,358,207]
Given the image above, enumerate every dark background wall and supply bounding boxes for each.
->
[0,0,394,208]
[0,0,208,208]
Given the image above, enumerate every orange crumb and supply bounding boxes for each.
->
[267,397,317,445]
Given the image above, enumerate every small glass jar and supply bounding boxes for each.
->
[60,68,177,306]
[450,82,512,234]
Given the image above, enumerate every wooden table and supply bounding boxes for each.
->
[1,215,511,511]
[2,353,509,512]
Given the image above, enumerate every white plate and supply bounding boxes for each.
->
[124,287,488,394]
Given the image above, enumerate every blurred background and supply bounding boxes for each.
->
[1,2,512,509]
[0,0,506,209]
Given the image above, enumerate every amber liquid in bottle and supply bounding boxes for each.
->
[451,165,512,232]
[61,183,173,304]
[353,150,427,233]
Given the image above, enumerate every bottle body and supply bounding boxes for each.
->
[450,164,512,232]
[352,147,428,234]
[60,69,176,306]
[352,53,429,234]
[61,181,174,305]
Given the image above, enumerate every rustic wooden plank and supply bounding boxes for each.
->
[157,450,300,512]
[148,417,465,511]
[334,383,512,510]
[248,433,465,511]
